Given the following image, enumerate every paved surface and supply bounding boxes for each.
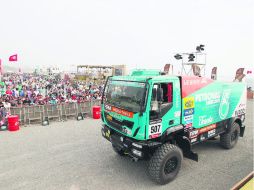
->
[0,100,253,190]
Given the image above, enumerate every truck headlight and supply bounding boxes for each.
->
[132,149,142,157]
[132,143,142,149]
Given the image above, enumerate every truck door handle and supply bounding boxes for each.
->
[169,120,174,125]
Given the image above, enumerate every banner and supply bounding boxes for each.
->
[211,67,217,80]
[0,59,2,75]
[234,68,245,82]
[9,54,18,62]
[247,70,253,75]
[192,64,201,76]
[164,64,172,74]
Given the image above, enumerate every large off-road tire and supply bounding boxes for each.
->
[148,143,183,185]
[220,122,240,149]
[112,145,125,156]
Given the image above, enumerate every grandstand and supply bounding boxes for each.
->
[76,64,126,81]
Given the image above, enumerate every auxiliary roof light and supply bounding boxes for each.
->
[188,54,195,62]
[196,44,205,52]
[174,54,183,60]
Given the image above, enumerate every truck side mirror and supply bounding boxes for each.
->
[157,88,163,102]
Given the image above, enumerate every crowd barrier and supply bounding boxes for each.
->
[8,100,101,126]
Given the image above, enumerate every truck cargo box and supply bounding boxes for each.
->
[181,76,246,129]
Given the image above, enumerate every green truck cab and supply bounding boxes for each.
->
[101,70,246,184]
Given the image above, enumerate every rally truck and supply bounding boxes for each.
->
[100,70,246,185]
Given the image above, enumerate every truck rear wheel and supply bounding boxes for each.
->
[220,122,240,149]
[148,143,183,185]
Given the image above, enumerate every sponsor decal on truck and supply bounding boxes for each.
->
[199,116,213,125]
[219,89,231,119]
[198,124,216,134]
[184,108,194,116]
[189,124,217,139]
[191,137,198,143]
[105,104,134,118]
[233,91,247,117]
[185,123,193,129]
[207,129,216,138]
[183,97,195,109]
[195,91,221,105]
[189,130,199,138]
[184,115,194,122]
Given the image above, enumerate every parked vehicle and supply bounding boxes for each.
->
[101,70,246,184]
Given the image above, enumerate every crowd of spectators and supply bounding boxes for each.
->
[0,73,104,108]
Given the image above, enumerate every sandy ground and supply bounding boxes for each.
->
[0,100,253,190]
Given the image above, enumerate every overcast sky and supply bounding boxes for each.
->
[0,0,253,80]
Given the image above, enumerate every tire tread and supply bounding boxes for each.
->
[148,143,182,184]
[220,122,240,149]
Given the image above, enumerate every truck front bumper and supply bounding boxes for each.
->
[101,124,161,160]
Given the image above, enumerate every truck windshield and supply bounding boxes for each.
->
[105,80,146,112]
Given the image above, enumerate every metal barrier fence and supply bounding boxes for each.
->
[9,100,101,125]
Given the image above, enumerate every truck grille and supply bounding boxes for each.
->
[104,112,134,132]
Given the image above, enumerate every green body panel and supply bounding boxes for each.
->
[182,81,246,129]
[145,77,181,139]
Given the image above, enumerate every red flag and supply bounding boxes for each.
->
[211,67,217,80]
[0,59,2,75]
[9,54,18,62]
[192,64,201,76]
[163,64,173,74]
[234,68,245,82]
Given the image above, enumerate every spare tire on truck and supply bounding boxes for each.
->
[148,143,183,185]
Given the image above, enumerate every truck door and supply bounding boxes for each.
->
[148,81,181,139]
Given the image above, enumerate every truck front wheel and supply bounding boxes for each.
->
[148,143,183,185]
[220,122,240,149]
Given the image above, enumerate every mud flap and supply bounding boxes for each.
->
[176,135,198,162]
[240,125,245,137]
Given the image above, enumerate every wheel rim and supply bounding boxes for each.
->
[231,130,238,142]
[164,156,178,174]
